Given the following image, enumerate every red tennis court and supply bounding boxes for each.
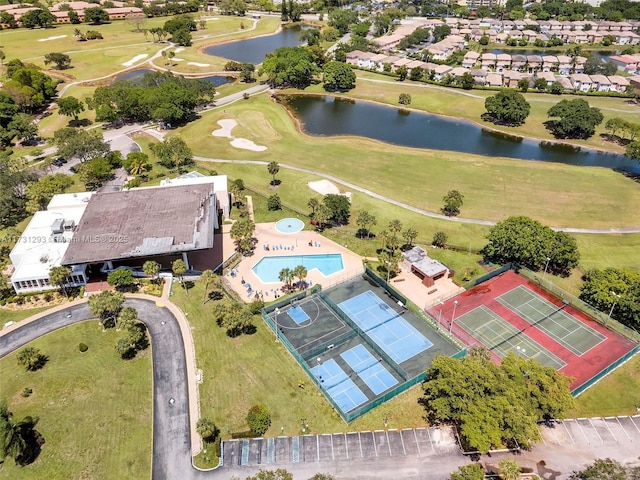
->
[427,270,637,392]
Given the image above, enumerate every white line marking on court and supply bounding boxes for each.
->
[413,429,421,455]
[588,418,604,443]
[426,427,436,453]
[616,417,633,441]
[561,420,576,444]
[358,432,363,457]
[316,436,320,461]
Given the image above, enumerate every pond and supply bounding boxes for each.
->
[283,95,639,172]
[111,69,233,87]
[203,24,308,64]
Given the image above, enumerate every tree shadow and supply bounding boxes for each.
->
[70,118,92,128]
[16,426,45,466]
[29,355,49,371]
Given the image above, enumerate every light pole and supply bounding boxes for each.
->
[607,292,620,325]
[450,300,458,334]
[274,308,280,342]
[542,256,551,280]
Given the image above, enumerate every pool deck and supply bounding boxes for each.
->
[226,222,364,302]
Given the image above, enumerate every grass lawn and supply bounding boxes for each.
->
[570,354,640,417]
[0,321,152,479]
[178,92,640,230]
[0,307,51,324]
[171,282,428,439]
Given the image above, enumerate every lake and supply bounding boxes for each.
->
[112,69,233,87]
[283,95,639,172]
[203,24,308,64]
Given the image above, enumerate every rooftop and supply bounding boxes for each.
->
[62,184,215,265]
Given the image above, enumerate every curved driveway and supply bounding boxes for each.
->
[0,299,193,479]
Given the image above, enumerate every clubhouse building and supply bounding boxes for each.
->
[9,175,229,294]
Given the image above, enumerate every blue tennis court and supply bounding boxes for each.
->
[310,359,367,413]
[338,291,433,364]
[341,344,398,395]
[288,305,310,325]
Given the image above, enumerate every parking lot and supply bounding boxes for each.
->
[542,416,640,448]
[221,426,460,467]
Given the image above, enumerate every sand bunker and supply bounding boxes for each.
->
[38,35,67,42]
[172,58,184,62]
[212,119,237,137]
[212,119,267,152]
[231,138,267,152]
[122,54,148,67]
[174,47,185,53]
[308,180,340,195]
[188,62,210,67]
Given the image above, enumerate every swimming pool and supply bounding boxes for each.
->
[252,254,344,283]
[275,218,304,234]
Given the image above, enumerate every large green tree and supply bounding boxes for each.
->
[546,99,604,139]
[84,7,109,24]
[0,154,36,226]
[57,96,85,122]
[482,216,580,276]
[25,173,73,213]
[323,194,350,225]
[230,218,255,254]
[449,463,484,480]
[107,269,135,290]
[484,90,531,126]
[569,458,632,480]
[442,190,464,217]
[258,47,320,89]
[53,128,109,163]
[356,211,377,240]
[150,136,193,171]
[420,351,574,453]
[44,52,71,70]
[322,61,356,91]
[246,404,271,436]
[327,9,358,34]
[579,268,640,328]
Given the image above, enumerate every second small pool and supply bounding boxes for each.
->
[252,254,344,283]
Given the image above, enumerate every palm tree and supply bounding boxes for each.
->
[128,153,150,175]
[229,180,245,208]
[402,227,418,248]
[117,306,138,331]
[49,265,71,298]
[143,260,160,282]
[378,230,389,250]
[17,347,45,371]
[196,417,218,444]
[267,161,279,186]
[172,259,188,295]
[307,197,320,217]
[499,458,521,480]
[278,267,293,291]
[200,269,216,304]
[292,265,308,290]
[388,219,403,239]
[313,204,331,230]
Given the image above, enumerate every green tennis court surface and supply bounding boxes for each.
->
[456,306,566,370]
[497,286,606,356]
